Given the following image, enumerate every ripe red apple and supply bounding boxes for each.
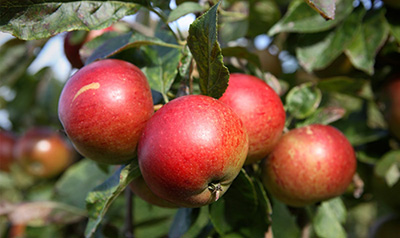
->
[14,127,75,178]
[129,175,178,208]
[63,26,114,68]
[219,73,286,164]
[382,76,400,140]
[0,130,17,172]
[261,124,356,207]
[138,95,249,208]
[58,59,154,164]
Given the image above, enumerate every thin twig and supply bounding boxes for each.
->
[123,189,134,238]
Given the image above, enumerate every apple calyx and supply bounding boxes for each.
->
[208,182,223,201]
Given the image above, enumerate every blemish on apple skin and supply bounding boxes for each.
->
[288,149,295,159]
[72,82,100,102]
[306,126,313,135]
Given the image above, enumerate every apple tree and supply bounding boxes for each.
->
[1,0,400,237]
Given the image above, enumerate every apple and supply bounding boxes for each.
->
[0,130,17,172]
[382,76,400,140]
[219,73,286,164]
[261,124,357,207]
[64,26,115,68]
[58,59,154,164]
[8,223,26,238]
[14,127,75,178]
[370,214,400,238]
[138,95,249,208]
[129,175,178,208]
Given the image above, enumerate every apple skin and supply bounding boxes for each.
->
[58,59,154,164]
[138,95,249,208]
[64,26,114,68]
[0,130,17,172]
[129,175,178,208]
[261,124,357,207]
[14,127,75,178]
[382,76,400,140]
[219,73,286,164]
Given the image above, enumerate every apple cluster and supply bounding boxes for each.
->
[57,58,357,208]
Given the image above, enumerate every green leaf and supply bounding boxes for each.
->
[209,199,231,235]
[296,7,365,72]
[0,39,45,86]
[317,77,369,97]
[268,0,354,35]
[169,207,210,238]
[386,8,400,43]
[270,198,300,238]
[332,116,387,146]
[209,170,259,235]
[133,196,177,238]
[178,45,193,80]
[345,9,390,75]
[305,0,336,20]
[209,170,268,237]
[141,30,183,102]
[253,179,272,225]
[80,31,123,64]
[286,82,322,119]
[169,208,195,237]
[367,100,387,129]
[187,1,230,99]
[84,159,141,238]
[375,150,400,187]
[297,106,346,127]
[0,1,139,40]
[247,0,281,38]
[219,11,248,45]
[221,46,262,69]
[167,2,205,23]
[313,198,347,238]
[53,159,113,209]
[85,32,182,65]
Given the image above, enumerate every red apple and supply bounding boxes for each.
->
[129,175,178,208]
[58,59,154,164]
[261,124,356,207]
[64,26,115,68]
[14,127,75,178]
[219,73,286,164]
[138,95,249,208]
[382,76,400,140]
[0,130,17,172]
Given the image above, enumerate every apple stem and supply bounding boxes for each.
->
[208,183,223,201]
[153,104,163,111]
